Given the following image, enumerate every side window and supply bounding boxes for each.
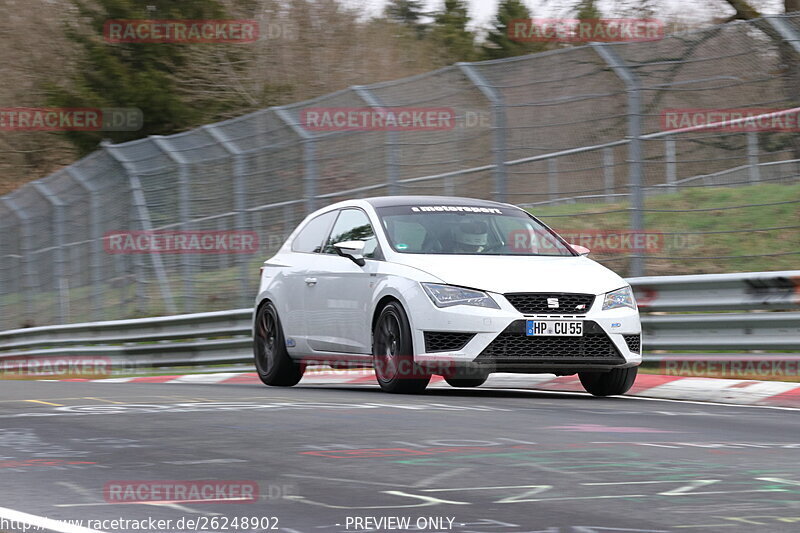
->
[385,217,427,252]
[291,211,338,253]
[323,209,379,259]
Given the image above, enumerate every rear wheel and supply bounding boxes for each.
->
[254,302,304,387]
[579,367,637,397]
[373,302,430,394]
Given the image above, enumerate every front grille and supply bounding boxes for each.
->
[476,320,624,365]
[424,331,475,353]
[623,334,641,353]
[504,293,595,314]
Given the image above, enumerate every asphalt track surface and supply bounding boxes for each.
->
[1,378,800,533]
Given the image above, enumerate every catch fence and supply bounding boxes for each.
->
[1,15,799,328]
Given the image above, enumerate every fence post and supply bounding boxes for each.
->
[766,15,800,54]
[102,142,177,315]
[353,85,399,196]
[747,131,760,183]
[603,147,615,202]
[67,166,104,321]
[766,16,800,172]
[665,136,677,194]
[547,158,559,202]
[458,63,508,203]
[151,136,195,312]
[274,107,317,214]
[593,43,646,277]
[1,198,36,326]
[32,182,69,323]
[283,204,293,244]
[204,124,251,304]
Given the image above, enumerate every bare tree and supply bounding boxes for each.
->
[718,0,800,159]
[0,0,79,194]
[177,0,444,120]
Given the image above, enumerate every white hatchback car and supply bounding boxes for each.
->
[253,196,641,395]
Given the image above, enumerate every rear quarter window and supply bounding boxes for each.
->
[290,211,338,253]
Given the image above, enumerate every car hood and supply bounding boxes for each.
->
[392,254,627,295]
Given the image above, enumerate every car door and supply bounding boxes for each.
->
[304,208,380,354]
[279,210,338,351]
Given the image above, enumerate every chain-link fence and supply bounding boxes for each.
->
[2,15,800,329]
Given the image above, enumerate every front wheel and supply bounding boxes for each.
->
[254,302,304,387]
[579,367,637,397]
[372,302,430,394]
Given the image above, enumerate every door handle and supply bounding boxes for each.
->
[304,277,318,286]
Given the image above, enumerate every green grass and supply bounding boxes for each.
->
[528,182,800,276]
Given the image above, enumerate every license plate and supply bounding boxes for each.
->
[525,320,583,336]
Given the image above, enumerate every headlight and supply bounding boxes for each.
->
[421,283,500,309]
[602,286,636,310]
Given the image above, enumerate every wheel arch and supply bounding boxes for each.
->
[371,295,402,333]
[252,296,274,334]
[371,294,419,355]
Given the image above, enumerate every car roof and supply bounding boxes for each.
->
[362,195,511,209]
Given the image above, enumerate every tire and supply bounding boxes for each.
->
[579,366,638,397]
[254,302,304,387]
[443,375,487,388]
[372,302,430,394]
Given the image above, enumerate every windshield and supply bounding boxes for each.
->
[376,204,575,256]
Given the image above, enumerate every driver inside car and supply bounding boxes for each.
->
[452,219,490,253]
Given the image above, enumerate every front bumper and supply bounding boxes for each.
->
[410,290,641,374]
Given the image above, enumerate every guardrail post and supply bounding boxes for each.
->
[102,142,177,315]
[151,136,195,312]
[353,86,399,196]
[747,131,760,183]
[203,124,251,305]
[274,107,317,213]
[603,147,615,202]
[1,198,36,325]
[32,182,69,323]
[67,167,104,321]
[665,136,677,194]
[458,63,508,203]
[592,43,646,277]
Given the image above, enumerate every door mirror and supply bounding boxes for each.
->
[334,240,366,266]
[570,244,590,256]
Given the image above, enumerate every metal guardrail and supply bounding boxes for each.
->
[641,313,800,351]
[628,270,800,354]
[0,271,798,374]
[628,270,800,312]
[0,310,253,370]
